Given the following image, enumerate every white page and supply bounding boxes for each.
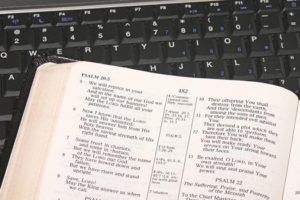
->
[35,62,298,200]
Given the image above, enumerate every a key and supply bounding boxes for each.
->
[106,8,129,23]
[181,3,205,18]
[149,20,176,42]
[0,51,23,74]
[228,58,258,80]
[205,15,231,38]
[257,0,280,12]
[173,62,203,77]
[165,41,191,63]
[277,33,300,55]
[36,27,63,49]
[233,0,255,14]
[93,23,120,45]
[81,9,104,24]
[138,42,164,65]
[0,98,14,121]
[207,1,230,15]
[132,6,154,21]
[204,60,231,79]
[4,14,28,29]
[30,12,53,27]
[110,44,136,66]
[156,5,179,20]
[284,0,300,10]
[8,29,35,51]
[259,56,286,79]
[177,18,202,40]
[249,35,274,57]
[232,14,256,36]
[144,63,172,74]
[287,54,300,77]
[279,78,300,95]
[258,12,284,34]
[81,46,108,64]
[194,39,219,61]
[121,22,147,44]
[2,73,23,97]
[286,10,300,32]
[221,37,247,59]
[65,25,91,47]
[56,11,79,26]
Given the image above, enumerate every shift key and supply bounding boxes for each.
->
[0,51,23,74]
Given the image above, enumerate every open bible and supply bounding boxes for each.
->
[0,60,299,200]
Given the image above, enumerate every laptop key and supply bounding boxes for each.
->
[258,12,284,34]
[132,6,154,22]
[228,58,258,80]
[259,56,286,79]
[36,27,63,49]
[149,20,176,42]
[277,33,300,55]
[121,22,147,44]
[0,51,23,74]
[204,60,231,79]
[205,15,231,38]
[81,46,108,64]
[193,39,219,61]
[2,73,23,97]
[50,48,81,60]
[65,25,91,47]
[81,9,104,24]
[93,23,120,45]
[207,1,230,15]
[56,11,79,26]
[107,8,129,23]
[30,12,53,27]
[0,31,7,51]
[0,98,14,121]
[287,54,300,77]
[249,35,274,57]
[156,5,179,20]
[0,122,7,140]
[257,0,280,12]
[138,42,164,65]
[165,41,191,63]
[4,14,28,29]
[8,29,35,51]
[232,14,256,36]
[173,62,203,77]
[177,18,202,40]
[110,44,136,66]
[181,3,205,18]
[233,0,255,14]
[278,78,300,96]
[286,10,300,32]
[221,37,247,59]
[144,63,172,75]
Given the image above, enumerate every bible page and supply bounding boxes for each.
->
[36,62,298,200]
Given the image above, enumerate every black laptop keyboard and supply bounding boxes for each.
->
[1,0,300,182]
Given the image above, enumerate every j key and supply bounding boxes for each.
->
[233,0,255,14]
[287,54,300,77]
[0,122,7,140]
[36,27,63,49]
[149,20,176,41]
[50,48,80,60]
[65,25,91,47]
[177,18,202,40]
[121,22,147,44]
[205,15,231,38]
[82,46,108,64]
[56,11,79,26]
[204,60,230,79]
[4,14,28,29]
[277,33,300,55]
[257,0,280,12]
[93,23,120,45]
[8,29,35,51]
[156,5,179,20]
[286,10,300,32]
[30,12,53,27]
[221,37,247,59]
[2,73,23,97]
[228,58,257,80]
[173,62,202,77]
[284,0,300,10]
[138,42,164,64]
[165,41,191,63]
[194,39,219,61]
[232,14,256,36]
[107,8,129,23]
[259,56,286,79]
[0,51,23,74]
[0,98,14,121]
[249,35,274,57]
[278,78,300,95]
[110,44,136,66]
[207,1,230,15]
[132,6,154,21]
[144,63,172,75]
[182,3,205,18]
[258,13,284,34]
[0,31,7,51]
[81,9,104,24]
